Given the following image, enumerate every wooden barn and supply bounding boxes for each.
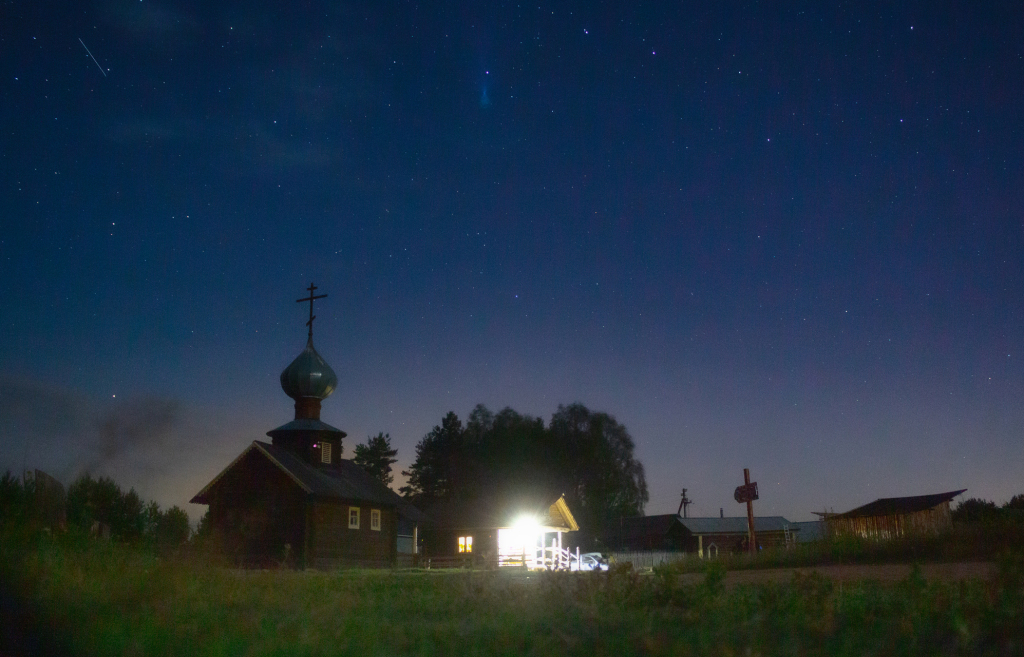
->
[606,514,797,556]
[420,491,579,569]
[191,292,426,568]
[825,490,966,540]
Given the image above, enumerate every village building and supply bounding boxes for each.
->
[824,490,966,540]
[191,286,427,568]
[420,491,580,569]
[606,514,798,557]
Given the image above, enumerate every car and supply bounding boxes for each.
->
[570,552,609,571]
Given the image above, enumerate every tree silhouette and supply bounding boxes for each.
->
[353,432,399,487]
[401,403,648,540]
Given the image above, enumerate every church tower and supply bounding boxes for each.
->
[266,283,346,465]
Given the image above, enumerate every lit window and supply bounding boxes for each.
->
[348,507,360,529]
[371,509,381,531]
[458,536,473,553]
[321,442,332,464]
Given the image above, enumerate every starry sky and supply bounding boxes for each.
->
[2,0,1022,523]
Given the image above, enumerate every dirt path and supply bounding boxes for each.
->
[677,562,995,587]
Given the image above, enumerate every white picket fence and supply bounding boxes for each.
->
[608,550,687,569]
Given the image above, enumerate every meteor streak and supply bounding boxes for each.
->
[78,38,107,77]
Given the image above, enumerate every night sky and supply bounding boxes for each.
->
[2,0,1022,523]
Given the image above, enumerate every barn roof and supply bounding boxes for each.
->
[602,514,686,549]
[610,514,685,541]
[191,440,429,523]
[679,516,795,535]
[835,490,966,519]
[605,514,797,549]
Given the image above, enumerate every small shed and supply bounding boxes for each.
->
[825,490,966,540]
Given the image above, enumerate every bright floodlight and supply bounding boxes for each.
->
[512,515,540,532]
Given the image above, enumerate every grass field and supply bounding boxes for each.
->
[3,527,1023,657]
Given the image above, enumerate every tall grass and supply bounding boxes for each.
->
[656,521,1024,574]
[2,524,1022,656]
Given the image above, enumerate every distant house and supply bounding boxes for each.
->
[420,492,579,569]
[604,514,690,552]
[606,514,797,556]
[790,520,825,543]
[825,490,966,540]
[191,309,426,568]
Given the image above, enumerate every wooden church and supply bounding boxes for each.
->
[191,285,426,568]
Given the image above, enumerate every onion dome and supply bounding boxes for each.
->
[280,336,338,401]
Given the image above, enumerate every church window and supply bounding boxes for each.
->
[458,536,473,553]
[371,509,381,531]
[348,507,360,529]
[321,442,332,464]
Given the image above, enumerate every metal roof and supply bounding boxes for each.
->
[609,514,796,539]
[266,417,346,437]
[679,516,795,534]
[191,440,429,523]
[614,514,684,537]
[835,490,966,519]
[790,521,824,542]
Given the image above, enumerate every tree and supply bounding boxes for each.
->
[401,403,649,541]
[952,497,1001,524]
[0,471,31,525]
[400,411,465,502]
[143,501,191,549]
[353,432,399,487]
[66,474,146,541]
[1005,494,1024,512]
[548,403,649,538]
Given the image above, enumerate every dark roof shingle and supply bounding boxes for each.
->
[191,441,429,523]
[836,490,966,519]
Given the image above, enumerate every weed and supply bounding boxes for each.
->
[2,526,1022,656]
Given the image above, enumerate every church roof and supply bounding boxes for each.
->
[191,440,428,523]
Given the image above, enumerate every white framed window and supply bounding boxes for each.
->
[370,509,381,531]
[458,536,473,553]
[348,506,360,529]
[321,442,332,464]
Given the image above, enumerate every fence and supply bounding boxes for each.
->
[608,550,687,569]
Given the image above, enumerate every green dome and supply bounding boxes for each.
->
[280,337,338,400]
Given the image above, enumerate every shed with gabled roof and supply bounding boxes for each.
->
[825,490,966,540]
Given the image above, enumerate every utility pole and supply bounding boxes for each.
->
[733,468,759,555]
[677,488,693,518]
[743,468,757,555]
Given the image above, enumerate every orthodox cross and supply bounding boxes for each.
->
[296,283,327,338]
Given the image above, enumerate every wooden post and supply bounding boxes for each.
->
[744,468,757,555]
